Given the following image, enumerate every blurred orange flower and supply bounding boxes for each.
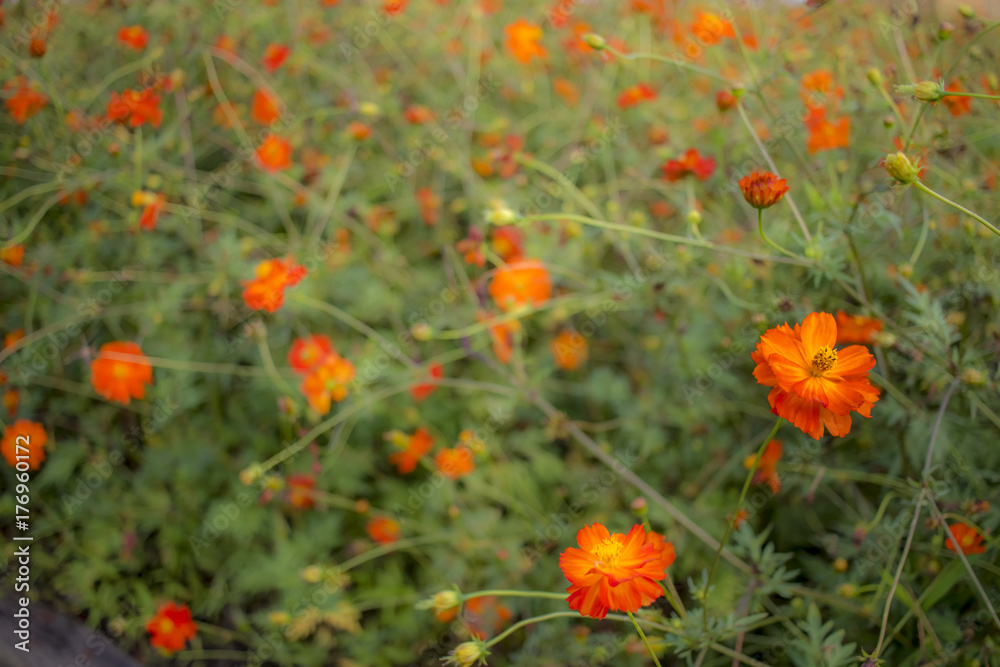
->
[91,341,154,405]
[744,439,782,493]
[559,523,665,619]
[411,362,444,402]
[835,311,883,345]
[256,135,293,171]
[1,244,25,267]
[465,596,512,639]
[945,523,986,555]
[301,353,356,414]
[435,446,475,479]
[118,25,149,50]
[551,330,588,370]
[262,43,290,72]
[491,226,525,262]
[943,82,972,116]
[146,602,197,655]
[752,312,880,439]
[489,260,552,312]
[347,121,372,141]
[477,310,520,364]
[242,257,306,312]
[661,149,716,182]
[416,187,441,226]
[289,334,334,373]
[404,105,435,125]
[804,107,849,153]
[617,83,656,110]
[107,88,162,128]
[251,89,281,125]
[4,77,49,124]
[691,11,733,45]
[132,191,166,231]
[3,389,18,419]
[367,517,401,544]
[387,427,434,474]
[716,90,736,111]
[505,19,547,63]
[2,419,47,470]
[286,474,316,509]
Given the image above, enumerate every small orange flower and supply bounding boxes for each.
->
[835,311,883,345]
[118,25,149,50]
[435,446,475,479]
[5,330,25,348]
[410,362,444,401]
[804,107,849,154]
[505,19,547,64]
[347,121,372,141]
[558,523,665,619]
[286,474,316,509]
[477,310,520,364]
[942,82,972,116]
[132,191,166,231]
[2,419,47,470]
[367,516,401,544]
[945,523,986,555]
[643,530,676,575]
[387,427,434,474]
[404,105,435,125]
[457,229,486,268]
[661,149,716,182]
[241,257,307,312]
[744,440,782,493]
[261,43,290,73]
[1,244,25,267]
[251,89,281,126]
[617,83,656,110]
[489,260,552,312]
[215,35,238,53]
[416,188,441,226]
[4,389,19,419]
[690,11,734,46]
[752,312,880,439]
[491,226,525,262]
[383,0,409,15]
[800,69,836,108]
[553,78,580,106]
[551,330,588,371]
[91,342,154,405]
[739,171,789,210]
[146,602,197,655]
[289,334,334,373]
[107,88,162,128]
[716,90,736,111]
[4,77,49,124]
[465,597,512,640]
[301,353,356,414]
[255,134,293,172]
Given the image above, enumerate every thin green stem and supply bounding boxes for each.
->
[909,207,931,266]
[462,590,567,601]
[902,104,928,152]
[757,209,800,260]
[941,91,1000,101]
[913,181,1000,237]
[628,611,663,667]
[944,21,1000,80]
[603,46,732,83]
[484,611,582,647]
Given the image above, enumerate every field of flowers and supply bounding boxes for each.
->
[1,0,999,665]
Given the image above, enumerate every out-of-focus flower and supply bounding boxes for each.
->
[1,244,25,267]
[617,83,656,109]
[4,77,48,124]
[435,446,475,479]
[301,353,356,414]
[744,439,782,493]
[289,335,334,373]
[386,427,434,474]
[146,603,197,655]
[91,342,154,405]
[242,257,306,312]
[118,25,149,50]
[661,149,716,182]
[505,19,547,63]
[489,260,552,312]
[410,362,444,401]
[255,135,293,172]
[2,420,47,470]
[367,517,401,544]
[551,330,588,370]
[107,88,163,128]
[835,311,883,344]
[945,522,986,555]
[251,89,282,125]
[262,43,290,73]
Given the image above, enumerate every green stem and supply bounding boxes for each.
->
[902,104,928,152]
[484,611,582,647]
[462,590,566,601]
[908,208,931,266]
[944,21,1000,80]
[913,181,1000,237]
[603,46,732,83]
[941,91,1000,101]
[757,209,800,260]
[628,611,663,667]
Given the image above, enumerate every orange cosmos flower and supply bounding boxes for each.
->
[4,77,49,124]
[289,334,334,373]
[118,25,149,50]
[691,11,734,45]
[1,244,25,267]
[386,427,434,474]
[558,523,666,619]
[744,439,782,493]
[804,107,849,154]
[215,35,237,54]
[2,419,47,470]
[945,523,986,555]
[661,149,716,182]
[242,257,307,312]
[132,191,166,231]
[465,596,513,640]
[476,310,520,364]
[643,530,676,575]
[799,69,837,108]
[435,446,475,479]
[457,229,486,268]
[835,311,883,345]
[261,43,290,73]
[739,171,789,210]
[300,353,356,414]
[251,89,281,125]
[505,19,547,64]
[410,362,444,401]
[91,342,154,405]
[286,473,316,509]
[491,226,525,262]
[551,329,588,370]
[107,88,162,128]
[367,516,401,544]
[489,260,552,312]
[5,330,25,348]
[416,187,441,226]
[347,121,372,141]
[617,84,656,110]
[383,0,409,14]
[404,105,435,125]
[256,134,293,172]
[146,602,197,655]
[943,82,972,116]
[553,78,580,106]
[752,312,880,440]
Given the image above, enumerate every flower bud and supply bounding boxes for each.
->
[938,21,954,40]
[884,152,920,184]
[961,368,987,386]
[896,81,944,102]
[958,3,976,18]
[582,33,606,50]
[301,565,323,583]
[882,114,896,129]
[411,322,433,341]
[686,209,702,225]
[833,557,848,573]
[866,68,883,87]
[716,90,736,111]
[444,640,490,666]
[630,497,648,516]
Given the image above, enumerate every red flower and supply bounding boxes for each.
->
[739,171,789,210]
[945,523,986,555]
[146,602,197,655]
[367,517,401,544]
[107,88,163,128]
[90,342,154,405]
[262,43,290,73]
[289,335,334,373]
[256,135,293,172]
[118,25,149,50]
[241,257,307,312]
[617,84,656,110]
[251,89,281,126]
[660,149,716,182]
[387,427,434,474]
[410,363,444,401]
[4,77,48,124]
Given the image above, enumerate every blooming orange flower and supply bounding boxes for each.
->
[1,244,25,267]
[744,439,782,493]
[835,311,883,345]
[289,334,334,373]
[132,191,166,231]
[410,362,444,401]
[4,78,49,124]
[118,25,149,50]
[690,11,734,45]
[617,84,656,110]
[435,446,475,479]
[416,187,441,226]
[286,473,316,509]
[491,226,525,262]
[661,149,716,182]
[146,602,197,655]
[91,342,154,405]
[804,107,849,154]
[387,427,434,474]
[367,516,401,544]
[800,69,837,108]
[505,19,547,64]
[643,530,676,575]
[489,260,552,312]
[465,596,513,640]
[942,82,972,116]
[255,134,293,172]
[301,353,356,414]
[2,419,47,470]
[251,89,281,125]
[404,105,435,125]
[739,171,789,210]
[347,121,372,141]
[383,0,409,15]
[752,312,880,439]
[559,523,666,619]
[242,257,307,312]
[261,43,290,73]
[551,330,588,370]
[107,88,162,128]
[945,523,986,555]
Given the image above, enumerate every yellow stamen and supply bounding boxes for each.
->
[593,538,624,565]
[811,346,837,373]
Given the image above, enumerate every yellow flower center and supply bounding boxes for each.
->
[811,346,837,373]
[593,538,624,565]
